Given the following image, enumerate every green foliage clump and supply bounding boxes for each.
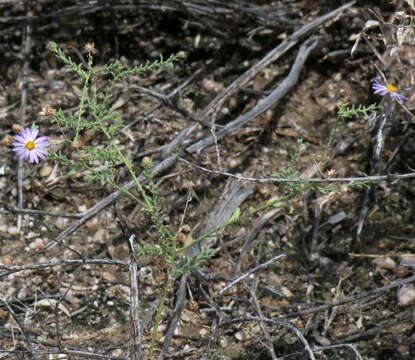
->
[47,42,217,280]
[250,101,379,215]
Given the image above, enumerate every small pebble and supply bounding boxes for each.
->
[397,285,415,306]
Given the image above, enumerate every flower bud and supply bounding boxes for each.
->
[12,124,22,133]
[141,157,153,168]
[2,134,15,146]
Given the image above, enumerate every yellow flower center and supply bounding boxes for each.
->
[386,84,397,93]
[25,140,35,150]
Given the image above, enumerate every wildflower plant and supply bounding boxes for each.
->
[257,101,381,215]
[246,138,309,215]
[45,42,222,269]
[45,43,232,350]
[43,42,222,351]
[272,138,304,196]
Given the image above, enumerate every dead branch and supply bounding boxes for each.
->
[178,157,415,183]
[16,5,32,230]
[197,1,356,120]
[186,37,318,154]
[219,253,286,296]
[275,274,415,319]
[0,0,300,37]
[127,234,143,360]
[161,1,355,157]
[0,258,128,278]
[248,276,279,360]
[0,201,84,218]
[229,315,316,360]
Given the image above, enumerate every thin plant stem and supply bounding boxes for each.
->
[75,73,90,143]
[149,274,170,354]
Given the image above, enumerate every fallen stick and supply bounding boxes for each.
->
[162,1,355,156]
[198,0,356,119]
[186,37,318,154]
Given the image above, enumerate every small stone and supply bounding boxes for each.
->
[401,256,415,267]
[219,337,227,347]
[314,334,331,346]
[78,204,87,213]
[333,72,342,82]
[111,349,123,357]
[28,238,44,251]
[397,285,415,306]
[199,328,209,336]
[8,226,20,235]
[0,255,12,265]
[0,308,8,323]
[221,106,230,115]
[373,257,396,270]
[180,309,191,322]
[39,164,52,177]
[25,231,40,239]
[393,265,408,277]
[201,78,217,92]
[397,344,410,356]
[234,331,246,341]
[102,271,117,282]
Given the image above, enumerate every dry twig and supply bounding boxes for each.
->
[16,5,32,230]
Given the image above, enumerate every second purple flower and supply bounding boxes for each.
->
[372,80,408,104]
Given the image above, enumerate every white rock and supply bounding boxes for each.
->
[397,285,415,306]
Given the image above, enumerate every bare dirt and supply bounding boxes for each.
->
[1,1,415,359]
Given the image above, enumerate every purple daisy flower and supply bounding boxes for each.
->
[12,127,50,163]
[372,80,408,104]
